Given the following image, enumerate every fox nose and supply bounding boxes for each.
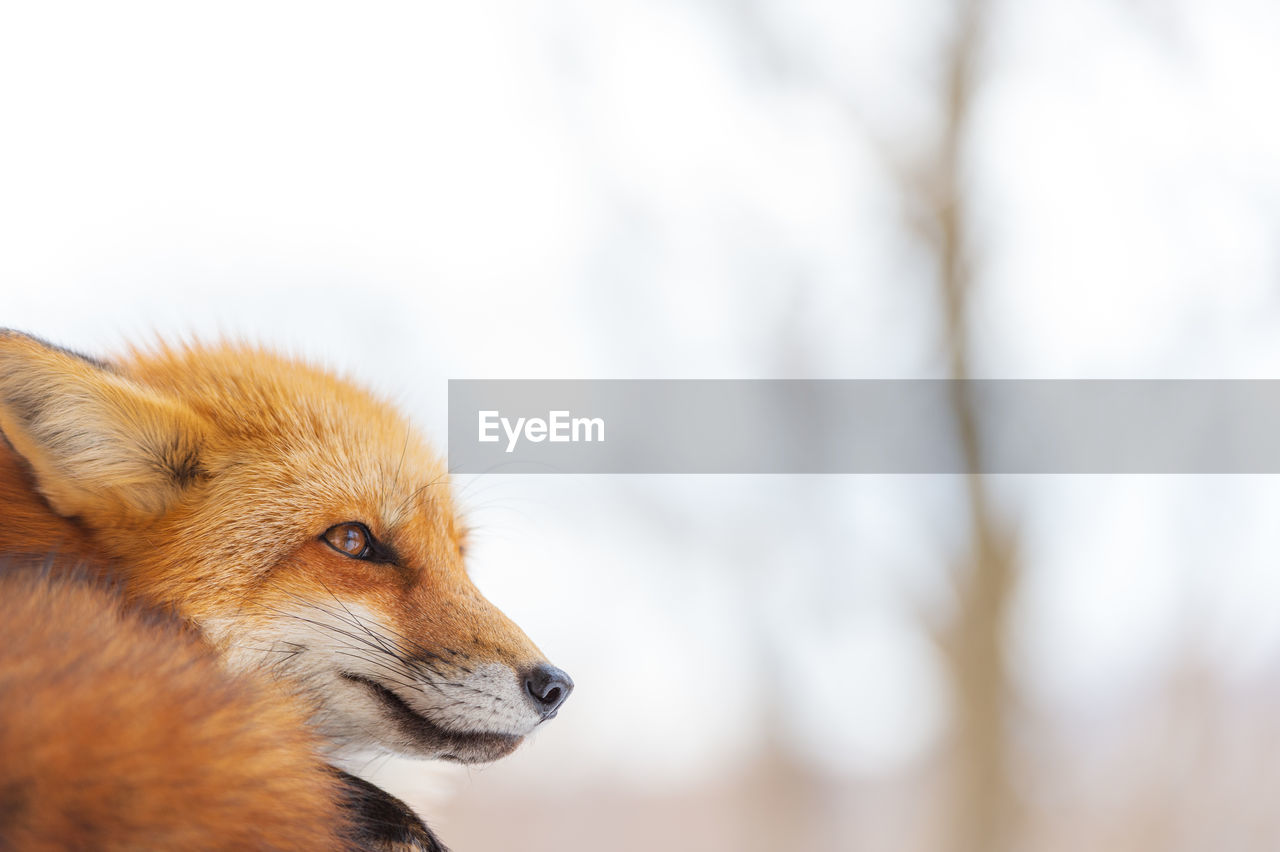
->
[523,664,573,718]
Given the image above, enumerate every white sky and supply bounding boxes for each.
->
[2,0,1280,794]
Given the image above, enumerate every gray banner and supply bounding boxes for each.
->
[446,380,1280,473]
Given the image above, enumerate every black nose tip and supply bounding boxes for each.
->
[524,664,573,718]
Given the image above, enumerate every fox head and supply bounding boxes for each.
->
[0,330,571,764]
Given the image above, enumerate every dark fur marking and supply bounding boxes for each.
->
[0,329,112,372]
[3,385,46,429]
[0,779,29,828]
[158,440,206,488]
[366,535,401,566]
[334,769,450,852]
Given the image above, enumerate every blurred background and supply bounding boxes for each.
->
[4,1,1280,849]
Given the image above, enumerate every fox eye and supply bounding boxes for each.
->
[322,522,372,559]
[321,522,399,565]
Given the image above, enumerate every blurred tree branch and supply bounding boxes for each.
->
[715,0,1019,849]
[914,2,1019,850]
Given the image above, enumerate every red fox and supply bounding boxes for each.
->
[0,331,572,851]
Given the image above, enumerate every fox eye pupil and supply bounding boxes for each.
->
[323,523,369,558]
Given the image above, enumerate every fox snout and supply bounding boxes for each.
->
[213,586,573,763]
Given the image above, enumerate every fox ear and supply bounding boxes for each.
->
[0,331,207,518]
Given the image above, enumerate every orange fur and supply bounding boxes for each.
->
[0,569,349,851]
[0,440,100,564]
[0,331,570,849]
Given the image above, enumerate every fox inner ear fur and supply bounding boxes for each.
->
[0,331,207,519]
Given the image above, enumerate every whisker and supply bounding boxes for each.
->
[392,471,451,520]
[290,585,450,667]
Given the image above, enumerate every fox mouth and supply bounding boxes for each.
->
[340,672,522,763]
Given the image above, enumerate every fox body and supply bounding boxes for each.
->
[0,331,572,850]
[0,566,353,851]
